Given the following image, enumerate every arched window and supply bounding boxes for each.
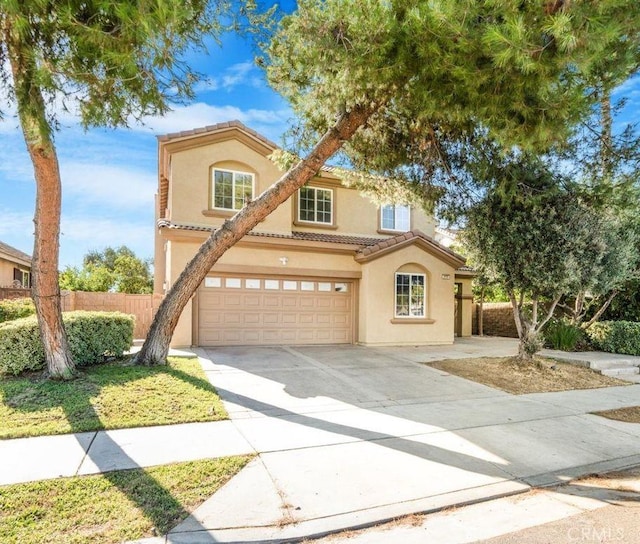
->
[394,264,429,318]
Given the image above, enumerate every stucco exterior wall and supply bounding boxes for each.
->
[0,258,15,286]
[0,257,29,287]
[358,245,457,345]
[169,139,292,235]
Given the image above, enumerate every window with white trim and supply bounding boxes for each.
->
[212,169,254,211]
[298,186,333,224]
[381,204,410,231]
[395,273,425,317]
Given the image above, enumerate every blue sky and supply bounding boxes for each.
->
[1,8,639,270]
[0,22,295,269]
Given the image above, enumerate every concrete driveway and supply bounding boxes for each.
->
[168,339,640,543]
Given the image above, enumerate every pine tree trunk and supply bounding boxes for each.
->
[136,105,377,365]
[4,18,75,379]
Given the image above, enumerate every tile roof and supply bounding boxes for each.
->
[157,220,384,247]
[0,240,32,265]
[157,221,472,272]
[157,120,278,150]
[356,230,467,268]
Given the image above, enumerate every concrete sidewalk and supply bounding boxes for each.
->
[1,337,639,544]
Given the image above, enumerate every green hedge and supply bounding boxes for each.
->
[587,321,640,356]
[0,298,35,323]
[0,311,134,375]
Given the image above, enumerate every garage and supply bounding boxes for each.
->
[196,275,355,346]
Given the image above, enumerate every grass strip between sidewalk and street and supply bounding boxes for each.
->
[0,356,227,439]
[0,455,252,544]
[425,357,629,395]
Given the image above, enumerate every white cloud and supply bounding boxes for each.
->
[133,102,290,137]
[60,162,156,210]
[0,210,34,238]
[60,215,154,267]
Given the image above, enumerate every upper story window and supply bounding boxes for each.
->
[212,169,254,211]
[395,272,425,318]
[298,186,333,224]
[381,204,410,232]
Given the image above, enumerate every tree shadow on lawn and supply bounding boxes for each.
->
[0,358,223,436]
[0,361,220,541]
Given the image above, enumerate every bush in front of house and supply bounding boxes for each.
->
[0,298,35,323]
[587,321,640,356]
[543,318,586,351]
[0,311,134,375]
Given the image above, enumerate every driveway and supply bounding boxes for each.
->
[169,339,640,543]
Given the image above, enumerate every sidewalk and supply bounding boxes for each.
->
[1,338,639,544]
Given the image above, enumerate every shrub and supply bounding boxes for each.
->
[587,321,640,356]
[0,298,35,323]
[0,311,134,375]
[544,319,585,351]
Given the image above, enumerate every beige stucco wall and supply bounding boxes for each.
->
[169,139,292,235]
[0,257,29,287]
[358,245,458,345]
[0,258,16,286]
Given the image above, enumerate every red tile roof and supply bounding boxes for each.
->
[355,230,466,268]
[157,120,279,150]
[157,221,472,272]
[157,220,384,247]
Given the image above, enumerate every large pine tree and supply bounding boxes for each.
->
[137,0,640,365]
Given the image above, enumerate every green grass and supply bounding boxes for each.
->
[0,357,227,439]
[0,456,252,544]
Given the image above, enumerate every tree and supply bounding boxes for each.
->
[462,153,629,360]
[137,0,640,365]
[60,246,153,294]
[0,1,234,379]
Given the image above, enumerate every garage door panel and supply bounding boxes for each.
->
[224,294,242,306]
[198,276,353,346]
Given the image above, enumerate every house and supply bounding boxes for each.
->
[0,240,32,288]
[154,121,475,348]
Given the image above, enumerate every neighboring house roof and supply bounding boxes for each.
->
[158,221,472,273]
[0,240,32,268]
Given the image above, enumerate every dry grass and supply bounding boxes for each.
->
[592,406,640,424]
[426,356,629,395]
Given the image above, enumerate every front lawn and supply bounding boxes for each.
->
[426,357,629,394]
[0,357,227,439]
[0,456,251,544]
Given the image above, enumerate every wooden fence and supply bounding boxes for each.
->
[0,288,163,338]
[60,291,163,338]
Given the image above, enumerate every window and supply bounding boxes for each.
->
[298,186,333,224]
[212,169,253,211]
[381,204,410,231]
[395,273,425,317]
[13,268,30,288]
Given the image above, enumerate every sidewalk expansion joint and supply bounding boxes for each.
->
[75,431,98,476]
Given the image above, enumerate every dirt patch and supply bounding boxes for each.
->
[592,406,640,424]
[425,357,629,395]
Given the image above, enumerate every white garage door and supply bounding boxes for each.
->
[197,275,354,346]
